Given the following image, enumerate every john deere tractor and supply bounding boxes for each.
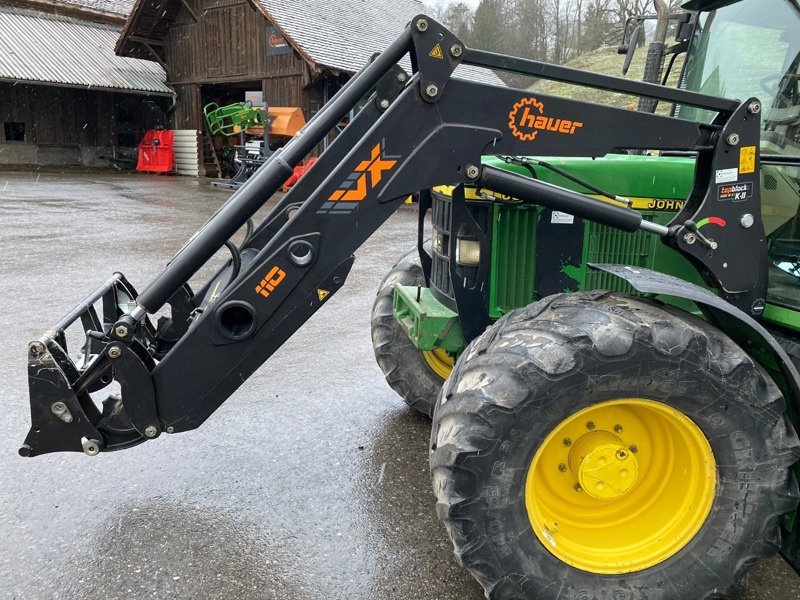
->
[19,0,800,598]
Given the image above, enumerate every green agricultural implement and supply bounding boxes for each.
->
[203,100,265,137]
[19,0,800,598]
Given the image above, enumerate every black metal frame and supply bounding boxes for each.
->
[20,15,769,456]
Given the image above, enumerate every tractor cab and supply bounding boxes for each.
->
[679,0,800,321]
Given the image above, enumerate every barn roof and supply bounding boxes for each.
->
[254,0,501,85]
[116,0,504,86]
[0,9,170,94]
[50,0,134,16]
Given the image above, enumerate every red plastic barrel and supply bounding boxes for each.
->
[136,130,175,173]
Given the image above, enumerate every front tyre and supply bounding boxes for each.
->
[431,292,800,599]
[371,245,453,417]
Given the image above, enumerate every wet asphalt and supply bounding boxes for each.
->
[0,171,798,600]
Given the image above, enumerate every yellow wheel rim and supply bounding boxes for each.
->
[422,348,454,379]
[525,398,716,574]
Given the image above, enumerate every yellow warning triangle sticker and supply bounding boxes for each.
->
[317,289,330,301]
[429,44,444,59]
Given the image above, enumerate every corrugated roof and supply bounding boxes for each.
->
[54,0,134,16]
[0,10,170,94]
[255,0,503,86]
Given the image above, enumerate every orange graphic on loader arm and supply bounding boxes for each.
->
[329,143,398,202]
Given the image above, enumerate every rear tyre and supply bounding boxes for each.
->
[371,245,453,417]
[431,292,800,599]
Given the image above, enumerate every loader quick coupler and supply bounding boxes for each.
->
[21,14,771,458]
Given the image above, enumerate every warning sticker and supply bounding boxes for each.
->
[718,181,753,202]
[739,146,756,174]
[551,211,574,224]
[715,167,738,184]
[429,44,444,59]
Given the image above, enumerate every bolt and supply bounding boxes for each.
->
[397,72,407,83]
[573,483,582,492]
[415,18,428,32]
[748,101,761,114]
[107,346,122,360]
[616,449,629,460]
[465,164,480,179]
[379,99,390,109]
[18,445,32,458]
[144,425,158,438]
[563,437,572,447]
[684,232,697,245]
[586,421,595,430]
[740,213,754,228]
[629,444,638,454]
[166,426,175,434]
[726,133,740,146]
[51,401,73,423]
[29,341,45,357]
[558,463,568,472]
[613,424,623,433]
[115,325,129,338]
[450,44,463,57]
[425,83,439,98]
[81,436,100,457]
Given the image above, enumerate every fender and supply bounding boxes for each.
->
[592,263,800,419]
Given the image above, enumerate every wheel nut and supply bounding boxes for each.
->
[613,424,623,433]
[558,463,567,472]
[616,449,628,460]
[629,444,638,454]
[586,421,595,430]
[563,438,572,447]
[573,483,582,492]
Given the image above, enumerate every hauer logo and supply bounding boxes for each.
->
[508,97,584,142]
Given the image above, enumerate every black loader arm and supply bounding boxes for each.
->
[20,16,768,456]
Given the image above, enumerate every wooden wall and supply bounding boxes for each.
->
[0,83,169,165]
[163,0,322,131]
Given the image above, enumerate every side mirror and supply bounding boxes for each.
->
[622,25,642,75]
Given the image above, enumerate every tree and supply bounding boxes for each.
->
[470,0,504,53]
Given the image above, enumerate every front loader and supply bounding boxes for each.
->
[20,4,800,599]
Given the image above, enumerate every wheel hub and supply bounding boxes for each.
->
[569,431,639,500]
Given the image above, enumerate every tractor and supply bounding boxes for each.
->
[19,0,800,598]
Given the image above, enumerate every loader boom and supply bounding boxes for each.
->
[21,16,771,457]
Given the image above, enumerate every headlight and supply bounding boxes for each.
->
[456,238,480,266]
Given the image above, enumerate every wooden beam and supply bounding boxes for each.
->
[129,36,166,47]
[142,43,167,70]
[177,0,199,22]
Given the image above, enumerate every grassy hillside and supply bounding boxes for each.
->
[530,45,685,112]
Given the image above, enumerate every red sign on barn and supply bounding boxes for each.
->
[266,26,292,56]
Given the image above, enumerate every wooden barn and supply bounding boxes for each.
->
[116,0,501,176]
[0,0,170,167]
